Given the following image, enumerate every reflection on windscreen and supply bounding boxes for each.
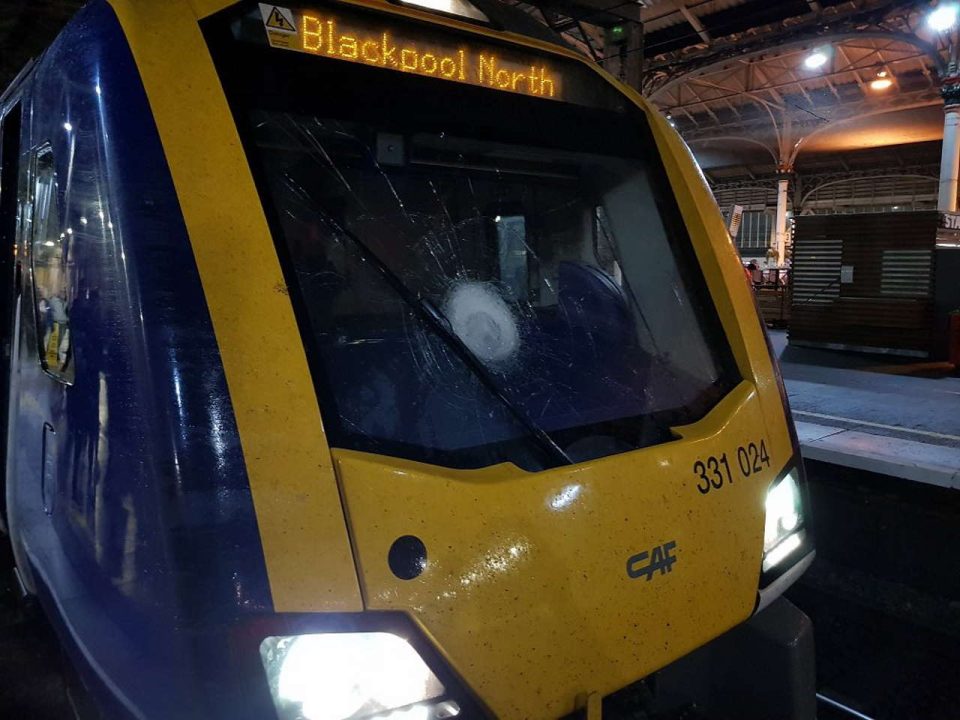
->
[250,112,736,469]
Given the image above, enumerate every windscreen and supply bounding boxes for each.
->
[207,3,740,470]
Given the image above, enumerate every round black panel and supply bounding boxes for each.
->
[388,535,428,580]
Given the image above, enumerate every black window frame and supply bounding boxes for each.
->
[202,2,742,470]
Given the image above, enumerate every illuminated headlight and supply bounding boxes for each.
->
[259,632,460,720]
[762,470,804,573]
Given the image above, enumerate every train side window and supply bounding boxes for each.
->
[30,146,73,384]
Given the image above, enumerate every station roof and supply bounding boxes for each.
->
[0,1,82,94]
[0,0,947,186]
[512,0,947,179]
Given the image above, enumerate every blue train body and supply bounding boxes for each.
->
[2,3,274,716]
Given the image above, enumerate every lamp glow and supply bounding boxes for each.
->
[762,469,807,572]
[928,4,959,32]
[870,71,893,91]
[763,532,802,572]
[803,49,828,70]
[763,472,802,549]
[260,632,448,720]
[398,0,488,21]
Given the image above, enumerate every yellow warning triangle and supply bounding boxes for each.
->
[265,6,296,32]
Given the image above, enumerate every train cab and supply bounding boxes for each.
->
[0,1,815,718]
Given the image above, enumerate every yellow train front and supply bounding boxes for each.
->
[0,0,815,718]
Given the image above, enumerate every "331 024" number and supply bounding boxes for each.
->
[693,439,770,494]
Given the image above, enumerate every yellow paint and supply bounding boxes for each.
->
[107,0,362,612]
[107,1,799,715]
[184,0,239,19]
[584,693,602,720]
[642,105,795,462]
[336,383,774,719]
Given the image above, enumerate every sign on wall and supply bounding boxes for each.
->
[728,204,744,239]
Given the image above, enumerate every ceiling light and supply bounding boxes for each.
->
[803,49,829,70]
[399,0,488,21]
[870,70,892,90]
[928,3,959,32]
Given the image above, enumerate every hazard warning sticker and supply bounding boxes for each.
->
[259,4,298,48]
[261,4,296,31]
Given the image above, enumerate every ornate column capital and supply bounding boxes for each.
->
[941,75,960,109]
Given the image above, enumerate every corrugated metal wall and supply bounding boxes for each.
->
[790,211,938,357]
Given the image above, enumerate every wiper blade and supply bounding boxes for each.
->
[325,219,573,468]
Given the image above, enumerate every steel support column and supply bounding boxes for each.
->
[774,173,791,266]
[938,78,960,211]
[623,21,644,91]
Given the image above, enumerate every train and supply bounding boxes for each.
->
[0,1,815,718]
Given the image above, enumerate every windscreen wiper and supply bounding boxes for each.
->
[319,215,573,468]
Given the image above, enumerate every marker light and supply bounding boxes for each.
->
[762,470,804,572]
[928,3,959,32]
[803,49,828,70]
[398,0,488,22]
[260,632,457,720]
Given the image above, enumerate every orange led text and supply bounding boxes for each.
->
[300,14,558,98]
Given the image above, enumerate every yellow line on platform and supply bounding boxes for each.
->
[793,411,960,443]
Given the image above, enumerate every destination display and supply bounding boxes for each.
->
[257,3,565,100]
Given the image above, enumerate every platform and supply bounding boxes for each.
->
[795,421,960,490]
[770,331,960,488]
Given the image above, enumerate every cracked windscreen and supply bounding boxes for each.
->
[215,40,740,470]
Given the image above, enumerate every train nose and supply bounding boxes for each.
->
[331,385,773,719]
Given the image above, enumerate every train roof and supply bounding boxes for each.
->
[185,0,567,47]
[1,0,574,109]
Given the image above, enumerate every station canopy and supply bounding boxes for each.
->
[508,0,949,183]
[0,0,950,183]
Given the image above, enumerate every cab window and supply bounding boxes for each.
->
[210,21,741,471]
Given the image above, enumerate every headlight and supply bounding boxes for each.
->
[762,469,804,573]
[259,632,461,720]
